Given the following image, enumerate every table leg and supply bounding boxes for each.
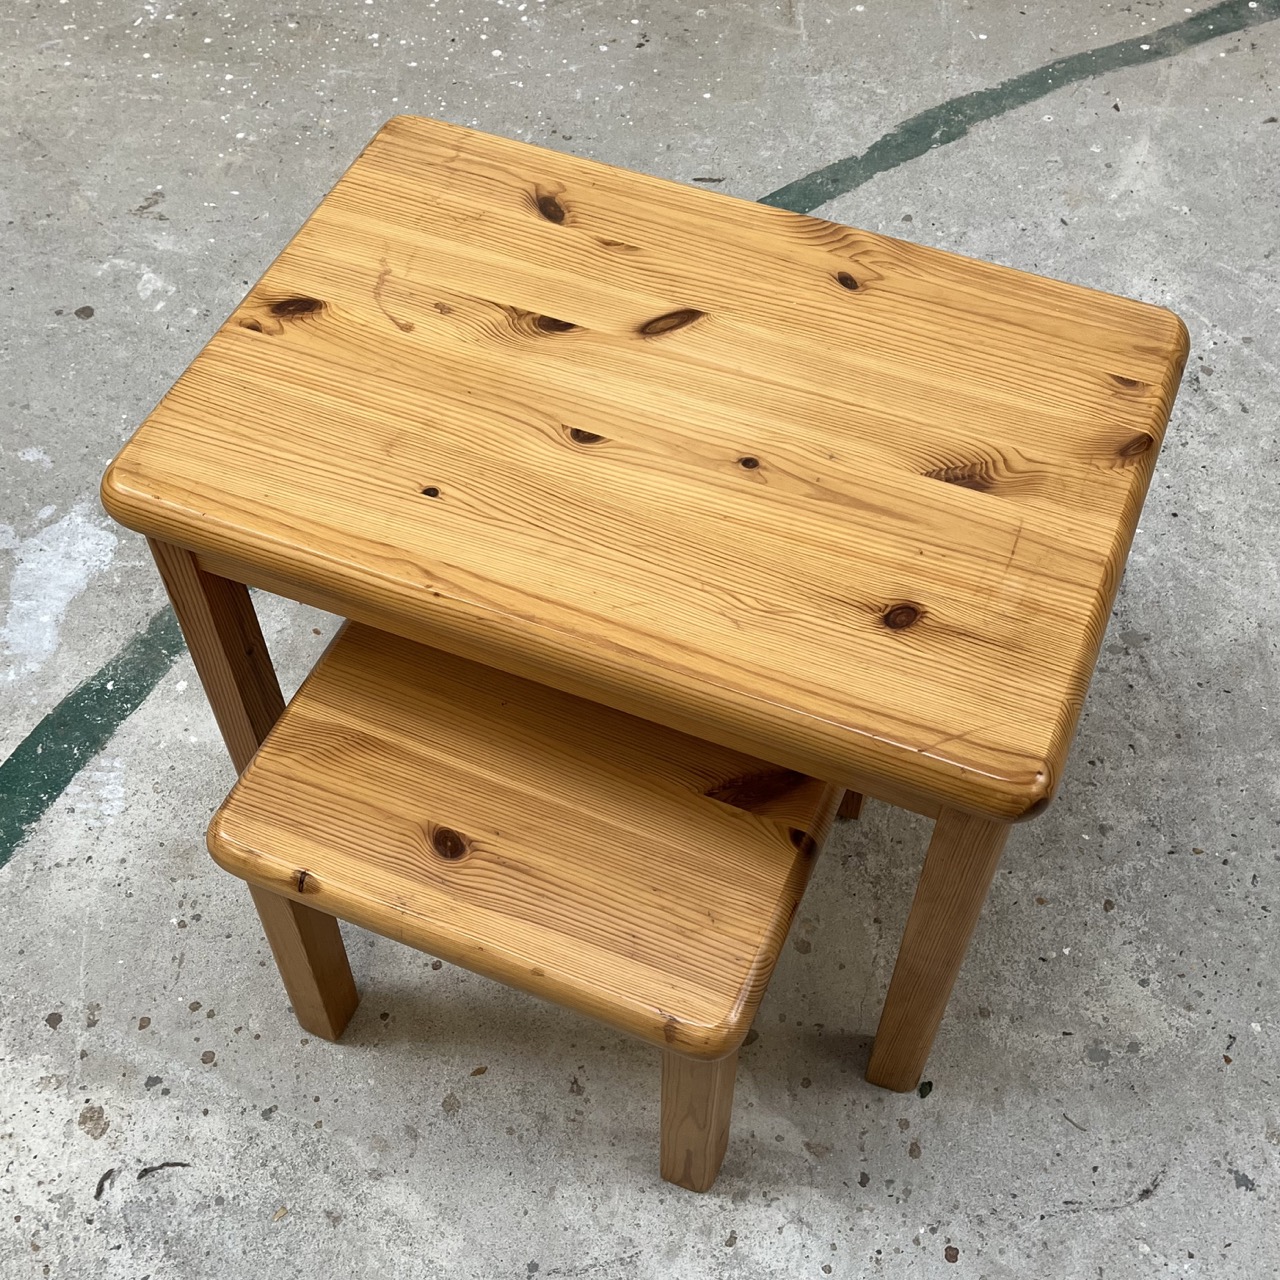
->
[148,538,358,1040]
[660,1049,738,1192]
[838,789,864,820]
[865,807,1009,1092]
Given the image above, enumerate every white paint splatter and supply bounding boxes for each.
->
[137,271,174,302]
[96,257,177,310]
[17,448,53,470]
[66,758,127,826]
[1,503,117,678]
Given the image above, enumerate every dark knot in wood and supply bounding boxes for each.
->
[534,314,578,333]
[431,826,470,860]
[882,603,922,630]
[1117,432,1156,459]
[788,828,818,857]
[925,461,994,492]
[707,768,807,811]
[270,296,325,316]
[535,190,567,223]
[638,308,705,337]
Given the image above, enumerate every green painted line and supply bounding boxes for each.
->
[0,607,185,869]
[761,0,1280,213]
[3,0,1276,872]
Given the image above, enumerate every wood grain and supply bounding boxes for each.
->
[150,539,358,1040]
[208,622,842,1058]
[865,808,1010,1091]
[838,790,864,821]
[248,884,359,1041]
[660,1050,738,1192]
[106,115,1189,820]
[191,543,945,822]
[148,538,284,774]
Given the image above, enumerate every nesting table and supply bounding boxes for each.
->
[103,115,1187,1111]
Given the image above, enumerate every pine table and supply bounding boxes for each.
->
[103,115,1188,1092]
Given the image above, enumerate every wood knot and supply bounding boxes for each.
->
[788,828,818,857]
[420,485,441,498]
[430,826,470,860]
[294,869,318,894]
[1022,793,1052,820]
[707,768,807,812]
[534,314,578,333]
[925,461,994,492]
[270,296,324,317]
[239,317,265,333]
[568,428,605,445]
[637,308,705,337]
[1117,432,1157,460]
[882,602,922,630]
[738,455,761,470]
[1109,373,1146,389]
[834,271,859,291]
[535,189,567,224]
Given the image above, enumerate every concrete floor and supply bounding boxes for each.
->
[3,0,1278,1275]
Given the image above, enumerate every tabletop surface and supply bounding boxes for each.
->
[103,114,1188,821]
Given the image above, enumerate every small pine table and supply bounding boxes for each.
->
[103,115,1187,1094]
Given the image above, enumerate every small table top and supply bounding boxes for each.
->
[103,114,1187,821]
[210,621,841,1057]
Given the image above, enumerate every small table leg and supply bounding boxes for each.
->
[149,538,358,1041]
[660,1049,738,1192]
[837,789,864,821]
[865,807,1009,1092]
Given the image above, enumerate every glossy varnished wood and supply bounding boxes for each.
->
[104,115,1188,821]
[248,883,359,1041]
[865,809,1010,1091]
[149,540,358,1040]
[660,1050,738,1192]
[838,789,864,821]
[190,543,944,822]
[148,538,284,774]
[208,623,842,1059]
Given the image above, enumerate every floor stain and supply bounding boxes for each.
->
[78,1104,109,1140]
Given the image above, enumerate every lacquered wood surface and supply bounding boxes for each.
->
[660,1051,738,1192]
[105,114,1188,819]
[151,540,358,1039]
[865,808,1010,1091]
[208,623,841,1058]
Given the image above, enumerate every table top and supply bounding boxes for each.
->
[103,114,1187,821]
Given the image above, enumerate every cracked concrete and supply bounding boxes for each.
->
[2,1,1278,1275]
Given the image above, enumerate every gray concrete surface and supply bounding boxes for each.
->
[2,1,1278,1275]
